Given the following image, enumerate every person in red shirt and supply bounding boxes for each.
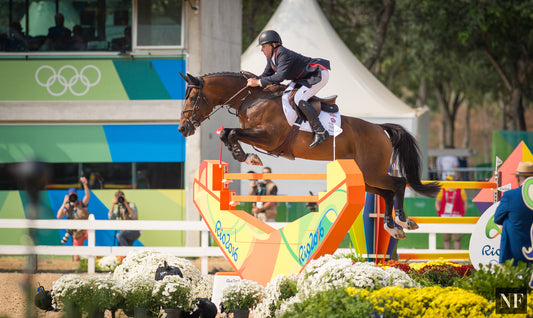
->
[434,174,468,249]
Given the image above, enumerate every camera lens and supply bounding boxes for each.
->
[69,193,77,203]
[61,231,71,244]
[118,196,125,204]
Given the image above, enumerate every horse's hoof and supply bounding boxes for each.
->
[395,216,419,230]
[384,224,406,239]
[245,154,263,166]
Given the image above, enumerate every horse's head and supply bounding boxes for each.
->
[178,72,211,137]
[179,71,260,137]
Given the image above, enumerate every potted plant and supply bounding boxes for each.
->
[51,274,87,318]
[79,275,126,317]
[122,276,159,317]
[220,280,264,318]
[152,275,194,317]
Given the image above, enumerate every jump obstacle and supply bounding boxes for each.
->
[193,159,365,286]
[194,160,501,285]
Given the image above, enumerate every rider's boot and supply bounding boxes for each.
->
[298,100,329,148]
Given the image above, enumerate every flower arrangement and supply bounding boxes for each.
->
[152,275,194,312]
[296,254,418,301]
[122,275,160,316]
[51,274,86,311]
[383,258,475,287]
[78,275,126,314]
[113,250,202,286]
[220,279,264,313]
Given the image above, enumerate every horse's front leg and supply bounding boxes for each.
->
[220,128,263,166]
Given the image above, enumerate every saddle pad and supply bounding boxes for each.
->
[281,92,341,135]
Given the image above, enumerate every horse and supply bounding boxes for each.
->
[178,71,441,239]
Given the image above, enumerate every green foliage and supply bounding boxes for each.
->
[279,287,374,318]
[339,251,368,263]
[455,260,533,301]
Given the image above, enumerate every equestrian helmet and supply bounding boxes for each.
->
[258,30,282,46]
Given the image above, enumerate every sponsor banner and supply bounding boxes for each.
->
[0,59,185,100]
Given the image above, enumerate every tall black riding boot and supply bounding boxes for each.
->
[297,100,330,148]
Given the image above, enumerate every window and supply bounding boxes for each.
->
[0,0,183,53]
[0,162,184,190]
[136,0,183,47]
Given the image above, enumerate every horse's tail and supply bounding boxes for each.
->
[380,123,441,197]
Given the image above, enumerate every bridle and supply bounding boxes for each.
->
[181,75,252,128]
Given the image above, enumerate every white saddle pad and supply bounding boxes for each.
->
[281,91,341,135]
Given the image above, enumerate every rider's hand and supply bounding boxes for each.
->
[247,78,260,87]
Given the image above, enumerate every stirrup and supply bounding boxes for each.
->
[309,130,329,148]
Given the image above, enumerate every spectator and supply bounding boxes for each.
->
[494,161,533,265]
[89,172,104,189]
[71,24,87,50]
[109,190,140,246]
[56,177,90,261]
[44,13,71,51]
[434,174,468,249]
[436,151,459,180]
[8,22,27,51]
[249,167,278,222]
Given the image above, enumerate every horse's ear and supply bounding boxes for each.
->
[186,73,201,86]
[179,72,188,83]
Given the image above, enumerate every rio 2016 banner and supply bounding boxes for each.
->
[0,59,186,101]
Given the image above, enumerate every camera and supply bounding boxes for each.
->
[68,193,78,203]
[61,229,73,244]
[118,196,125,204]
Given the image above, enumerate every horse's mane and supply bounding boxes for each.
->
[201,72,245,78]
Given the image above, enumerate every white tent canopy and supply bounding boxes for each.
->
[239,0,429,196]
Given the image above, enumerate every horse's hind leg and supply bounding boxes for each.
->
[390,176,419,230]
[366,185,406,240]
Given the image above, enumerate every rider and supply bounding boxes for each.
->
[246,30,331,148]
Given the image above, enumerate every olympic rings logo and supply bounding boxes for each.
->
[35,65,101,96]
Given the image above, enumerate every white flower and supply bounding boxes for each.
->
[51,274,86,310]
[221,279,264,312]
[192,275,214,299]
[254,273,298,318]
[97,255,119,271]
[280,255,419,312]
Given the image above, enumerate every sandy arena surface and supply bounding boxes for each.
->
[0,256,234,318]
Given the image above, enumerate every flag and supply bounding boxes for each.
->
[495,156,502,168]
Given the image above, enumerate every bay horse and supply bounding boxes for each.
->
[178,72,441,239]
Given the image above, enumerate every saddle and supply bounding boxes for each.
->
[264,84,339,116]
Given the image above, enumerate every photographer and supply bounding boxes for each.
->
[109,190,140,246]
[249,167,278,222]
[56,177,90,261]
